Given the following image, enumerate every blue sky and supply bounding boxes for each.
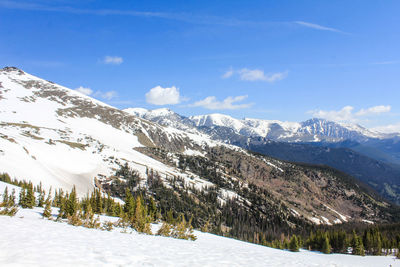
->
[1,0,400,131]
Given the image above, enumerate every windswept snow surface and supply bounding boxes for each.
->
[0,208,398,267]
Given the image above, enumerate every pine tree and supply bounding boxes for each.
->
[42,193,52,219]
[19,188,26,207]
[372,228,382,255]
[66,186,78,216]
[352,231,365,256]
[148,197,157,220]
[57,195,67,220]
[289,235,300,252]
[9,189,16,206]
[123,188,135,217]
[37,190,45,208]
[283,238,290,250]
[131,196,151,234]
[2,187,9,205]
[113,203,121,217]
[166,209,175,225]
[157,222,172,237]
[322,236,331,254]
[94,189,103,214]
[172,214,189,240]
[337,230,347,253]
[201,219,210,233]
[82,201,100,229]
[25,183,35,208]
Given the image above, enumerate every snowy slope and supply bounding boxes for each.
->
[1,207,398,267]
[1,67,395,227]
[124,107,199,134]
[0,67,221,196]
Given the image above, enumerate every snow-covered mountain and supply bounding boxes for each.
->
[1,67,397,229]
[190,114,388,142]
[127,109,391,143]
[0,67,217,195]
[124,107,197,133]
[128,108,400,204]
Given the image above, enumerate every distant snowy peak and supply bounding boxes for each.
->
[190,113,244,131]
[299,118,386,141]
[123,107,149,118]
[189,114,286,138]
[124,108,176,120]
[124,107,198,133]
[133,109,392,142]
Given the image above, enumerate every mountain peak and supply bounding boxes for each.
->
[151,108,175,116]
[1,66,25,75]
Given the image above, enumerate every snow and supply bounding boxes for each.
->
[187,113,391,141]
[0,181,21,198]
[123,107,149,117]
[321,216,332,225]
[183,149,205,157]
[263,159,284,172]
[309,217,322,225]
[324,205,349,223]
[0,207,398,267]
[0,68,227,196]
[124,107,174,119]
[291,209,300,216]
[362,219,374,224]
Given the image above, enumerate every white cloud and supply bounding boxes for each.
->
[75,86,117,100]
[356,105,391,116]
[95,91,118,100]
[103,56,123,65]
[294,21,345,34]
[372,123,400,134]
[239,69,287,82]
[190,95,253,110]
[222,68,287,82]
[75,86,93,96]
[222,68,234,79]
[145,86,181,105]
[308,105,392,123]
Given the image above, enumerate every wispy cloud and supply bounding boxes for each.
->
[75,86,93,96]
[238,69,287,82]
[102,56,123,65]
[372,123,400,134]
[308,105,392,123]
[0,0,250,26]
[221,67,234,79]
[223,68,288,82]
[95,91,118,100]
[294,21,346,34]
[74,86,117,100]
[355,105,391,116]
[190,95,253,110]
[0,1,347,33]
[370,60,400,65]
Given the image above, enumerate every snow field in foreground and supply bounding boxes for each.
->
[0,207,398,267]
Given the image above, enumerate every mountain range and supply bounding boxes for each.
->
[125,108,400,204]
[1,67,399,238]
